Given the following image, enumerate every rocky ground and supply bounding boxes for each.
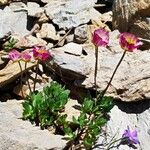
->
[0,0,150,150]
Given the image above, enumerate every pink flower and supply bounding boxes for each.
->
[21,52,32,62]
[8,49,21,61]
[119,32,143,52]
[32,47,52,61]
[92,28,109,47]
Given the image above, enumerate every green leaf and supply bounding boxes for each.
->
[32,92,43,108]
[95,117,107,126]
[83,136,93,149]
[22,101,33,119]
[63,126,76,140]
[98,96,114,112]
[82,98,94,113]
[78,112,87,128]
[56,114,67,125]
[72,116,79,125]
[3,37,18,52]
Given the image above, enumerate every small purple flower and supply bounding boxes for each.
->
[122,126,140,145]
[8,49,21,62]
[92,28,109,47]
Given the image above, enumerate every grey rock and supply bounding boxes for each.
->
[36,23,60,41]
[63,42,83,56]
[80,44,150,102]
[0,6,28,39]
[47,48,90,81]
[0,100,66,150]
[58,30,66,36]
[9,2,27,12]
[66,34,74,43]
[45,0,98,29]
[37,12,49,24]
[74,25,88,44]
[27,2,44,18]
[14,35,47,49]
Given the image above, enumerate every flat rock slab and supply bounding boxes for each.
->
[45,0,98,29]
[0,100,66,150]
[0,6,28,40]
[0,61,36,87]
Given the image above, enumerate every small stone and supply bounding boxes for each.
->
[37,23,60,41]
[74,25,88,44]
[9,2,27,12]
[100,11,112,22]
[66,34,74,43]
[58,30,66,36]
[47,43,54,49]
[38,12,49,23]
[27,2,44,18]
[14,35,47,49]
[63,42,83,56]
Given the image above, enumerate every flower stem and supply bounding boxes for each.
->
[25,62,32,94]
[18,61,24,98]
[33,61,39,92]
[94,46,98,99]
[106,138,123,150]
[99,50,127,99]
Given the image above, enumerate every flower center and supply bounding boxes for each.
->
[126,38,136,45]
[37,49,46,54]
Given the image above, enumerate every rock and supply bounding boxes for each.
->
[96,100,150,150]
[9,2,27,12]
[46,48,90,81]
[0,100,66,149]
[14,35,47,49]
[0,6,28,39]
[41,0,52,3]
[63,42,83,56]
[0,52,9,70]
[100,11,112,22]
[27,2,44,18]
[80,44,150,102]
[37,12,49,23]
[74,25,88,44]
[0,0,10,6]
[112,0,150,49]
[36,23,60,41]
[66,34,74,43]
[0,61,36,87]
[64,99,80,121]
[45,0,98,29]
[58,30,66,36]
[46,43,54,49]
